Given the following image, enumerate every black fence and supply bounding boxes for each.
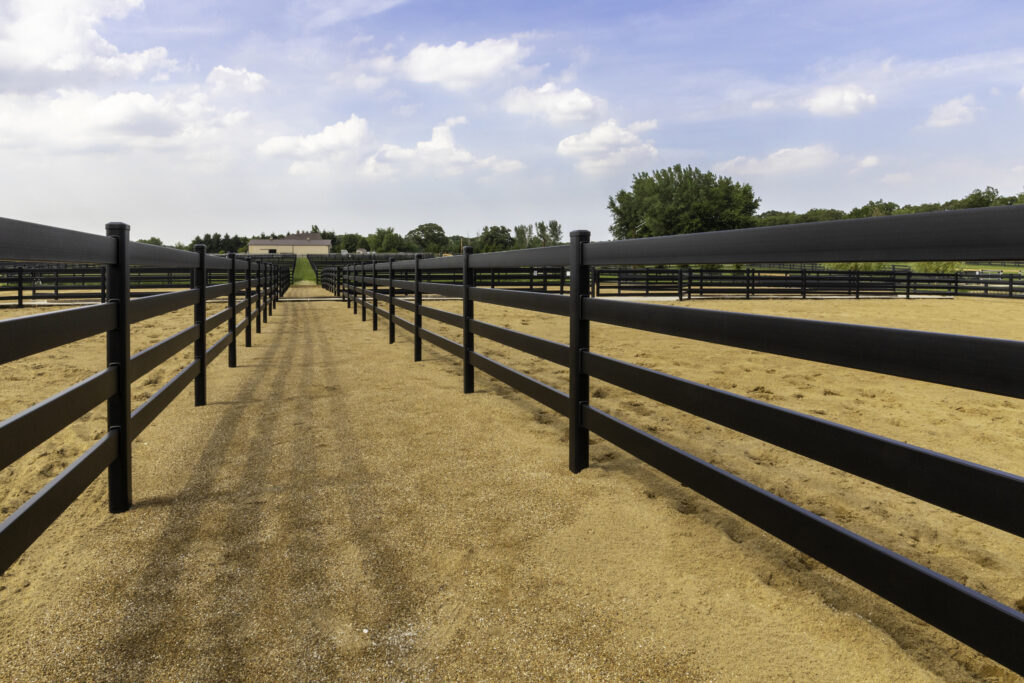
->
[336,204,1024,675]
[320,262,1024,301]
[0,216,290,574]
[0,253,296,306]
[308,252,429,285]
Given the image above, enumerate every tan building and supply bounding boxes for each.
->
[248,231,331,255]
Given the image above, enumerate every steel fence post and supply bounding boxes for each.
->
[569,230,590,473]
[194,244,207,406]
[17,266,23,307]
[105,222,132,512]
[462,246,475,393]
[361,262,368,323]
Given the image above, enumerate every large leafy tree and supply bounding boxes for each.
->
[476,225,514,252]
[608,164,760,239]
[367,227,407,253]
[406,222,446,253]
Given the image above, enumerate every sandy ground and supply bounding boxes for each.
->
[1,283,1022,680]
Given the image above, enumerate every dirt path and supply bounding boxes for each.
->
[1,285,1005,680]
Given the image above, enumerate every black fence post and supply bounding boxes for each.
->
[569,230,591,473]
[262,262,269,324]
[372,259,379,331]
[267,265,274,317]
[194,244,207,407]
[677,268,683,301]
[361,262,368,323]
[17,266,23,307]
[388,258,396,344]
[353,264,359,316]
[462,246,475,393]
[414,254,423,361]
[228,253,238,368]
[105,222,132,513]
[906,271,912,299]
[245,257,253,347]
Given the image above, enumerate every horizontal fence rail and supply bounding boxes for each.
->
[0,217,290,574]
[336,206,1024,675]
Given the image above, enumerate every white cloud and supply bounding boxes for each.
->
[353,73,387,91]
[303,0,408,29]
[257,115,371,157]
[502,82,605,123]
[206,66,266,94]
[858,155,880,168]
[1018,84,1024,100]
[882,172,912,183]
[926,95,979,127]
[802,84,877,116]
[0,0,176,89]
[397,38,531,91]
[714,145,838,175]
[556,119,658,174]
[364,117,523,176]
[0,88,244,152]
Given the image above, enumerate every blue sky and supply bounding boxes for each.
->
[2,0,1023,243]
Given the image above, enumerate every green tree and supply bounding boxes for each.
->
[367,227,407,253]
[337,233,370,253]
[536,220,563,246]
[137,236,163,246]
[848,199,899,219]
[477,225,514,252]
[445,235,471,254]
[608,164,760,239]
[512,224,535,249]
[406,223,446,252]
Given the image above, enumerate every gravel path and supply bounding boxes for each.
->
[2,287,986,680]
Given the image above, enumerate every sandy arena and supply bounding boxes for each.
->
[1,283,1022,680]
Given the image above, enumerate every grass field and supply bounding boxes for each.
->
[292,256,316,282]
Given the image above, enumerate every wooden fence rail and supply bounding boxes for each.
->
[338,204,1024,675]
[0,217,289,573]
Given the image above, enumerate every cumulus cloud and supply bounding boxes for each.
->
[362,38,532,91]
[858,155,880,168]
[926,95,979,127]
[556,119,658,174]
[802,84,877,116]
[502,82,605,123]
[257,115,371,158]
[206,66,266,95]
[0,0,176,90]
[1020,84,1024,100]
[364,117,523,177]
[0,88,245,152]
[714,145,838,175]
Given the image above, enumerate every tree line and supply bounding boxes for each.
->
[137,164,1023,253]
[609,163,1024,239]
[139,221,564,254]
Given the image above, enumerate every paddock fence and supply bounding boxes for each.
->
[0,253,293,306]
[0,217,289,574]
[318,261,1024,302]
[337,204,1024,675]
